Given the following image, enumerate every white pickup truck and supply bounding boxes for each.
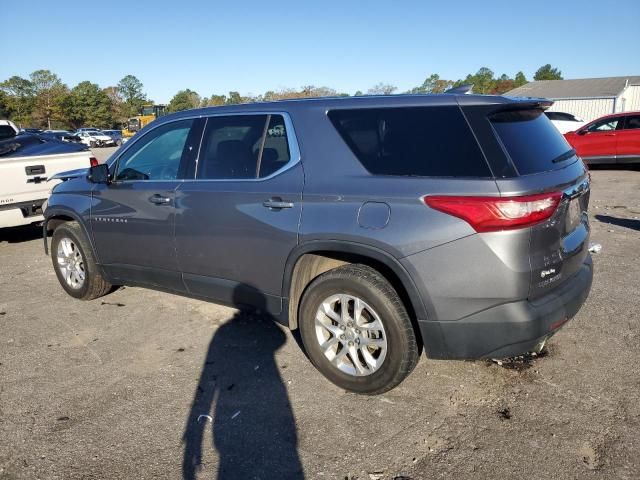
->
[0,120,96,229]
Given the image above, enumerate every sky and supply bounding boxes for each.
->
[2,0,639,103]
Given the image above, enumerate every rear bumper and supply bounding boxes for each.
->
[419,255,593,359]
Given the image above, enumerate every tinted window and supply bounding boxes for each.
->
[623,115,640,130]
[0,125,16,140]
[197,114,292,180]
[115,119,193,181]
[491,109,573,175]
[586,117,620,132]
[328,107,491,177]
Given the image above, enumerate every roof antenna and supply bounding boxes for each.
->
[444,84,474,95]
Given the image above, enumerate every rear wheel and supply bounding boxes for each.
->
[298,264,419,395]
[51,221,112,300]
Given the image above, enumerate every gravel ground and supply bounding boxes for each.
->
[0,167,638,479]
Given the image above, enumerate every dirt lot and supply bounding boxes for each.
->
[1,166,639,480]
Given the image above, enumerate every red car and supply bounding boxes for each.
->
[564,111,640,164]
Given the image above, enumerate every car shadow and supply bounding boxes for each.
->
[0,225,44,243]
[595,214,640,232]
[182,285,304,480]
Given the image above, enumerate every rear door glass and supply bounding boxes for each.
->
[328,106,491,177]
[490,109,574,175]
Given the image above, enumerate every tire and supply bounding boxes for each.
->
[89,140,96,148]
[51,221,112,300]
[298,264,419,395]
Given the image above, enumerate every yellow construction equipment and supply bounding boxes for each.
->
[121,104,167,138]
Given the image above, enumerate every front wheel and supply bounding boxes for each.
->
[51,221,112,300]
[298,264,419,395]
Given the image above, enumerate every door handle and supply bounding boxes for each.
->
[149,194,171,205]
[263,198,294,210]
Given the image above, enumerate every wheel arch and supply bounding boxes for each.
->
[43,208,98,263]
[283,241,431,344]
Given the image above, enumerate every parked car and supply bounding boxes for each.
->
[544,111,586,134]
[75,130,116,148]
[0,128,95,228]
[76,127,101,133]
[42,130,82,143]
[20,128,44,135]
[564,111,640,164]
[43,95,593,394]
[101,129,124,146]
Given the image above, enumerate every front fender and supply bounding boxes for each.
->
[43,196,97,262]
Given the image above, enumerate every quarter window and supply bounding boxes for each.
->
[115,119,193,181]
[328,106,491,177]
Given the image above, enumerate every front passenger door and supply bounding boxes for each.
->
[91,118,202,291]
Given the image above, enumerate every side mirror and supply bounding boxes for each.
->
[87,163,110,184]
[576,129,588,136]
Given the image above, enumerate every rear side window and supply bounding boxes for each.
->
[197,114,291,179]
[623,115,640,130]
[328,107,491,177]
[490,109,574,175]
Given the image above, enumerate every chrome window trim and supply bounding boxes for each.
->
[109,111,301,183]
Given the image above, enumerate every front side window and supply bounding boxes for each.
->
[587,118,620,132]
[197,114,291,180]
[115,119,193,181]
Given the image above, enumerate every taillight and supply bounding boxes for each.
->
[423,192,562,233]
[90,157,99,167]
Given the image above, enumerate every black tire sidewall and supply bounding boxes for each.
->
[299,268,414,394]
[51,225,91,299]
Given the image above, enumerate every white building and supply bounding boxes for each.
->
[506,76,640,123]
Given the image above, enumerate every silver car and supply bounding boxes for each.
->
[44,94,593,394]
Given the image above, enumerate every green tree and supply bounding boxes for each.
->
[117,75,147,118]
[167,89,201,112]
[534,64,563,81]
[354,90,364,96]
[514,71,528,87]
[65,81,113,129]
[0,90,8,118]
[204,94,227,106]
[367,83,397,95]
[0,75,34,126]
[30,70,68,129]
[409,73,454,94]
[490,74,516,94]
[103,86,126,126]
[226,91,244,104]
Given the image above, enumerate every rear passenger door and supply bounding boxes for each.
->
[174,113,303,314]
[616,114,640,162]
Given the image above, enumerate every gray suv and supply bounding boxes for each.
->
[44,94,593,394]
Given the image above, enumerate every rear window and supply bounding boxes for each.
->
[491,109,574,175]
[328,106,491,177]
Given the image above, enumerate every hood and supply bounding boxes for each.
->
[48,167,89,182]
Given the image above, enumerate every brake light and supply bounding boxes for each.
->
[423,192,562,232]
[90,157,99,167]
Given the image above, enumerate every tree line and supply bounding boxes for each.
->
[0,65,563,129]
